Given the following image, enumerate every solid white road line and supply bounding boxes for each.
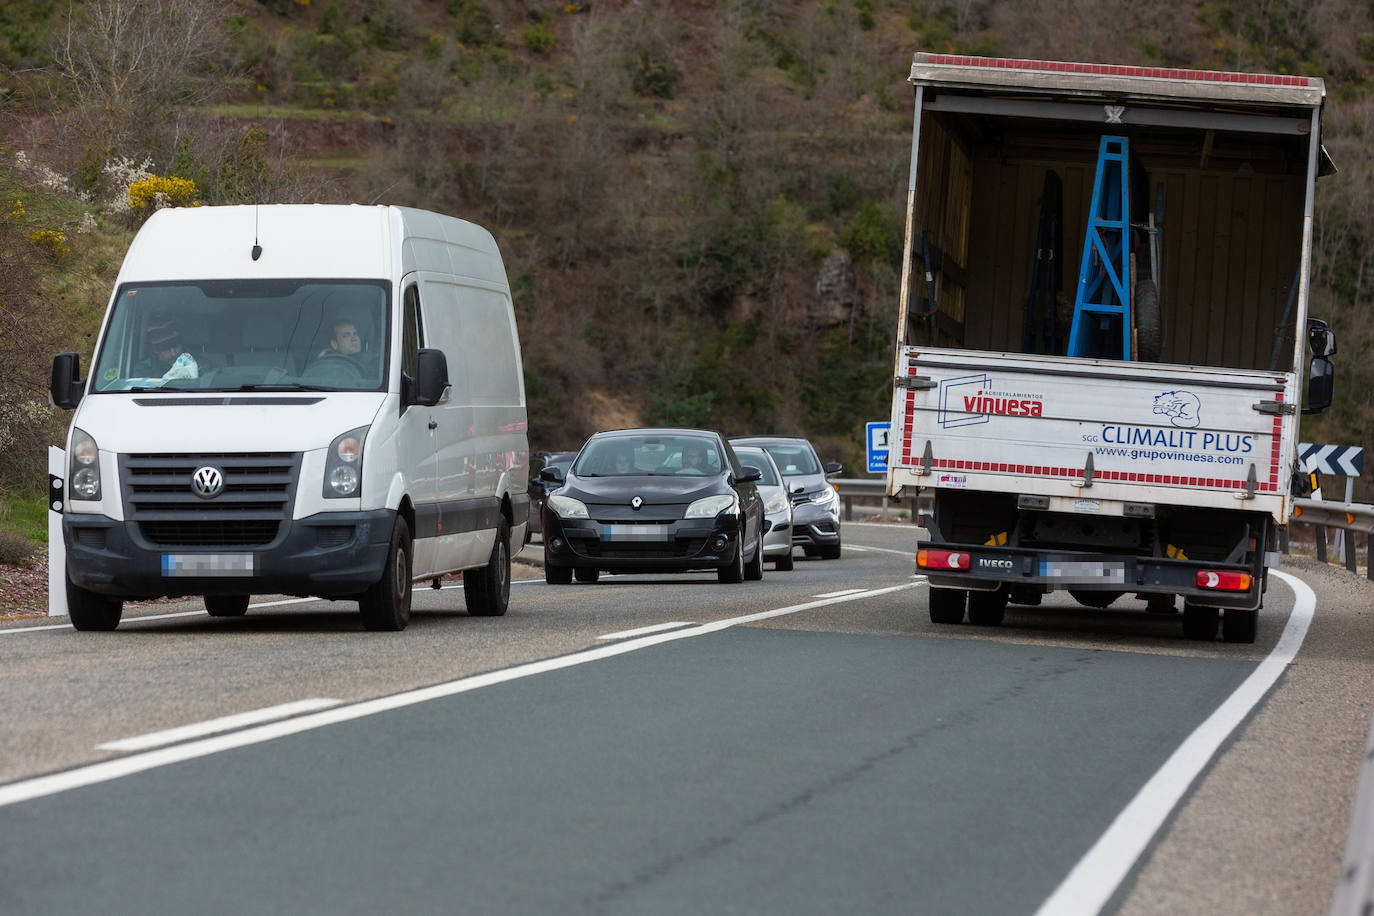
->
[597,622,694,641]
[844,544,915,557]
[813,588,868,598]
[1033,570,1316,916]
[95,699,343,752]
[0,581,919,808]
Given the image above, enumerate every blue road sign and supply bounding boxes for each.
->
[866,422,890,473]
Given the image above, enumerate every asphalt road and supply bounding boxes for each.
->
[3,524,1372,914]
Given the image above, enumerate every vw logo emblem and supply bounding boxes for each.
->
[630,496,643,510]
[191,466,225,499]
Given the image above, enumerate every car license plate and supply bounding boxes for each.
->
[1039,559,1125,584]
[602,524,670,542]
[161,553,255,577]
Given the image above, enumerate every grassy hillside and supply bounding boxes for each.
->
[1,0,1371,555]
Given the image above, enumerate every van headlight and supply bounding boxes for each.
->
[70,427,101,501]
[685,493,738,518]
[323,426,367,498]
[547,493,589,519]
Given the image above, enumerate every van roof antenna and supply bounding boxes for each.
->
[251,205,263,261]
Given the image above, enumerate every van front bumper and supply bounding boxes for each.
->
[63,510,396,599]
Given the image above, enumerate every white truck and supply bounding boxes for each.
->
[886,53,1338,643]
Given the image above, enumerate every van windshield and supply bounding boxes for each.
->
[89,279,390,393]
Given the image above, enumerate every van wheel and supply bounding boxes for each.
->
[205,595,249,617]
[929,588,967,624]
[575,567,600,584]
[744,530,764,581]
[545,565,573,585]
[359,516,412,631]
[67,572,123,631]
[466,518,511,616]
[967,586,1008,626]
[1182,602,1219,641]
[775,550,795,572]
[1222,608,1258,644]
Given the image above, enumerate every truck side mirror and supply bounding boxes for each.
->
[413,348,449,406]
[50,352,84,410]
[1307,318,1337,357]
[1302,357,1334,414]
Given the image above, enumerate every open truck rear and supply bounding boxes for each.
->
[886,54,1338,643]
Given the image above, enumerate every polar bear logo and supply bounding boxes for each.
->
[1152,390,1201,428]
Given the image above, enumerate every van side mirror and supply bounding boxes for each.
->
[412,348,449,406]
[1302,357,1334,414]
[1307,318,1337,357]
[50,352,84,409]
[824,461,842,476]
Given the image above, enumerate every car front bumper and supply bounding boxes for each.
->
[790,502,840,549]
[543,509,742,573]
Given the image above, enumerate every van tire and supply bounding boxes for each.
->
[205,595,249,617]
[466,518,511,616]
[545,564,573,585]
[575,567,600,583]
[359,516,413,631]
[67,572,123,631]
[744,530,764,581]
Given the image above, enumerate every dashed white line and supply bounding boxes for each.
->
[597,622,694,641]
[96,699,343,752]
[1034,569,1316,916]
[814,588,868,598]
[0,581,919,808]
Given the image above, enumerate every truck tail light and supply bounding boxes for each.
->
[1196,570,1252,591]
[917,548,970,571]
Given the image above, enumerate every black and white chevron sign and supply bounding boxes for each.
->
[1299,442,1365,477]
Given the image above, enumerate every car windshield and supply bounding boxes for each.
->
[733,448,779,486]
[89,279,390,393]
[760,443,821,476]
[575,435,723,477]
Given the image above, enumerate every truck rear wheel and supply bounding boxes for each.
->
[1182,602,1219,641]
[967,586,1008,626]
[67,572,122,631]
[929,588,967,624]
[1222,608,1258,644]
[205,595,249,617]
[1069,589,1122,609]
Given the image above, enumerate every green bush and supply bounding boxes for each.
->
[524,22,554,55]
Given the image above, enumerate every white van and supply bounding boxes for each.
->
[49,204,530,631]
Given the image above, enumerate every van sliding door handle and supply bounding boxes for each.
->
[427,419,438,430]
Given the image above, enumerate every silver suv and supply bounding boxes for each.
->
[729,437,842,559]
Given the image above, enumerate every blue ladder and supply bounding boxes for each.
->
[1067,136,1132,360]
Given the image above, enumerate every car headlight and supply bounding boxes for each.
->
[69,427,101,501]
[323,426,368,499]
[812,486,838,508]
[547,493,589,519]
[764,493,789,516]
[685,493,738,518]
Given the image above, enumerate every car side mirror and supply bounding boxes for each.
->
[50,352,84,410]
[1303,357,1334,414]
[412,348,449,406]
[540,466,564,483]
[824,461,842,476]
[736,466,762,484]
[1307,318,1337,357]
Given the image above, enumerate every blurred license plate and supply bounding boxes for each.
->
[603,525,670,542]
[161,553,254,577]
[1039,559,1125,584]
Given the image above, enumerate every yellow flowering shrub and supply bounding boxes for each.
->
[27,228,70,258]
[126,175,201,215]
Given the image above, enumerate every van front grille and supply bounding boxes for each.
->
[120,452,300,548]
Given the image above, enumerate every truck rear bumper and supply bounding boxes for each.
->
[920,544,1263,610]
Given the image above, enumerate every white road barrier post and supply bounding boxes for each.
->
[47,446,67,618]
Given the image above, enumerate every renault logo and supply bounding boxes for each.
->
[191,466,225,498]
[630,496,643,510]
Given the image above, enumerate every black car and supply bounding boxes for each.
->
[527,451,579,538]
[540,429,767,584]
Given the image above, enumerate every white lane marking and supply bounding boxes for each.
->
[814,588,867,598]
[1034,569,1315,916]
[0,582,919,808]
[597,622,694,641]
[845,544,915,557]
[95,699,343,752]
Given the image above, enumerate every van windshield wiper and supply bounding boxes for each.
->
[230,383,334,392]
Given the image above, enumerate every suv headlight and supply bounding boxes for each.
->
[547,493,589,519]
[764,493,789,516]
[323,426,368,498]
[685,493,738,518]
[69,427,101,501]
[812,486,838,509]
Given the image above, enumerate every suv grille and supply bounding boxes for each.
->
[120,452,301,548]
